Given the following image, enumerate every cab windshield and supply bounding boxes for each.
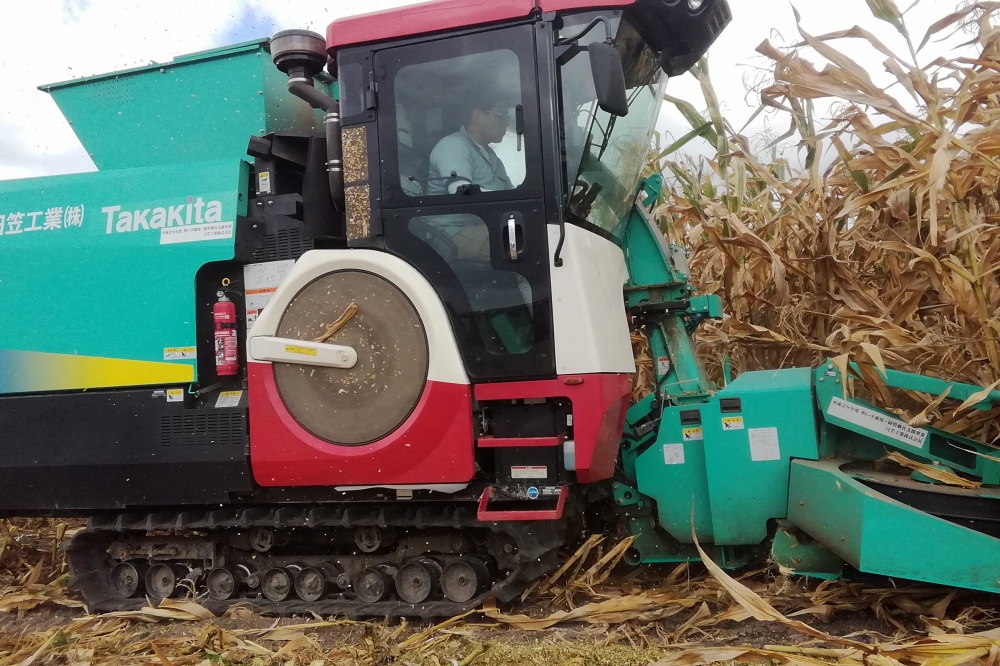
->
[558,14,666,239]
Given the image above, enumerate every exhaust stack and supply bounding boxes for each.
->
[270,30,344,214]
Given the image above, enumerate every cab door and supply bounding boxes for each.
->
[376,25,555,381]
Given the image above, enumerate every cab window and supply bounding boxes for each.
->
[394,49,527,197]
[558,15,667,238]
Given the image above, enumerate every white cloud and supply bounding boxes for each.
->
[0,0,980,181]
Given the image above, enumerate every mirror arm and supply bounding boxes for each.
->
[555,43,583,67]
[557,16,613,46]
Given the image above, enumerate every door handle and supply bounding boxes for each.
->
[504,214,525,262]
[507,215,518,261]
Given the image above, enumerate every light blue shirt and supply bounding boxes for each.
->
[427,127,513,195]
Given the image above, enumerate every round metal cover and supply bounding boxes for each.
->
[145,563,178,599]
[354,567,391,603]
[109,562,143,599]
[441,560,486,603]
[274,270,429,445]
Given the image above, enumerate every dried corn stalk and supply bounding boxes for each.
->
[652,3,1000,444]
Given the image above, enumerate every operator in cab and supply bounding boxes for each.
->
[427,92,514,195]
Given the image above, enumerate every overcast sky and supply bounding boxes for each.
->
[0,1,976,182]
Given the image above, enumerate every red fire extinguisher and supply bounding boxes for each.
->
[214,291,239,376]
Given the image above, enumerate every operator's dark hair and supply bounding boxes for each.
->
[463,88,506,124]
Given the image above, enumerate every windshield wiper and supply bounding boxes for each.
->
[598,114,618,160]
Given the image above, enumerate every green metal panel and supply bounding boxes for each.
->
[814,363,1000,484]
[770,526,844,579]
[625,517,755,568]
[700,368,820,544]
[879,365,1000,409]
[632,369,819,546]
[41,40,330,170]
[789,459,1000,592]
[0,160,248,392]
[621,208,715,398]
[635,405,715,542]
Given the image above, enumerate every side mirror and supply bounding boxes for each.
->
[588,42,629,117]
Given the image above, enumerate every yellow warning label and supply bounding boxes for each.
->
[285,345,318,356]
[166,389,184,403]
[216,391,243,408]
[164,346,197,361]
[722,416,745,431]
[682,427,703,441]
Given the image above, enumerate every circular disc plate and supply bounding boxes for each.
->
[396,562,433,604]
[354,567,390,603]
[441,561,485,603]
[294,568,327,602]
[275,270,429,445]
[110,562,141,599]
[145,564,177,599]
[207,568,237,601]
[262,569,292,602]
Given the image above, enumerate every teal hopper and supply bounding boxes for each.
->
[40,39,330,170]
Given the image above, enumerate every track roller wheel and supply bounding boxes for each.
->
[109,562,146,599]
[294,567,328,602]
[261,568,294,602]
[207,567,239,601]
[441,559,489,603]
[354,526,382,553]
[250,527,276,553]
[145,563,184,599]
[354,567,393,603]
[396,559,441,604]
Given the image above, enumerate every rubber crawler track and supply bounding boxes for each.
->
[67,503,567,619]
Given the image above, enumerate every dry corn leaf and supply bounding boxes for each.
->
[909,386,952,427]
[102,598,215,623]
[883,451,982,488]
[691,527,872,650]
[482,593,699,631]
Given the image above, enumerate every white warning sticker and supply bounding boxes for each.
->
[748,427,781,461]
[243,260,295,330]
[257,171,272,194]
[722,416,745,430]
[827,397,928,448]
[511,466,548,479]
[682,427,703,441]
[663,443,686,465]
[216,391,243,408]
[166,389,184,403]
[164,346,197,361]
[657,356,672,376]
[160,221,234,245]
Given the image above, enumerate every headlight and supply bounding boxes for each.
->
[688,0,705,9]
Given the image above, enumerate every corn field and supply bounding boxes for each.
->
[649,1,1000,445]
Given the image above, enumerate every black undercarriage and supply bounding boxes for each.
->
[0,369,583,618]
[66,501,576,619]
